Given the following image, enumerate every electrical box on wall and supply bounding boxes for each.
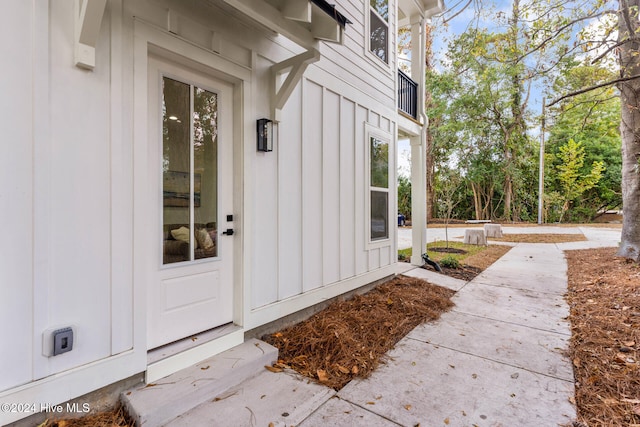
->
[42,326,76,357]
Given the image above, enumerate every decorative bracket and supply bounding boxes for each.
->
[271,48,321,122]
[74,0,108,70]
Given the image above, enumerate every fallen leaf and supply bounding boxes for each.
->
[200,365,210,370]
[269,423,275,427]
[404,404,412,410]
[337,364,350,374]
[386,298,393,305]
[471,373,477,379]
[273,332,283,338]
[317,369,328,382]
[573,358,581,368]
[366,401,376,405]
[444,418,450,425]
[449,364,455,369]
[623,340,636,347]
[352,365,359,374]
[265,365,283,373]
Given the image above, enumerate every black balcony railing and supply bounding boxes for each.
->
[398,69,418,119]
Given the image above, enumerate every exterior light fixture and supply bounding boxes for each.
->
[257,118,273,152]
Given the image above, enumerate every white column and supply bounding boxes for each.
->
[409,17,428,266]
[410,135,427,265]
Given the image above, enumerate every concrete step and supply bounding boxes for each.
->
[121,338,278,426]
[165,369,336,426]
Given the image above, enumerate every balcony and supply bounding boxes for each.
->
[398,69,418,119]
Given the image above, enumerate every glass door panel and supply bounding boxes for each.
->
[193,87,218,260]
[162,78,219,264]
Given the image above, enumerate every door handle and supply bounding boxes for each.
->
[222,229,234,236]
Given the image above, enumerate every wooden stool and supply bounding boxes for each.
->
[464,229,487,245]
[484,223,503,238]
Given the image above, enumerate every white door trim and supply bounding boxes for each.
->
[132,20,248,376]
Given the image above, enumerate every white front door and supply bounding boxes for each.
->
[147,56,234,349]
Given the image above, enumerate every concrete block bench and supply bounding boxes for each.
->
[463,229,487,245]
[484,223,503,238]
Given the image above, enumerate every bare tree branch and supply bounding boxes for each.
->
[547,74,640,107]
[443,0,474,25]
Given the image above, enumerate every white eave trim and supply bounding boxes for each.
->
[220,0,348,48]
[74,0,108,70]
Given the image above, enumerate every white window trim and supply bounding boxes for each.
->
[364,0,393,73]
[365,124,393,249]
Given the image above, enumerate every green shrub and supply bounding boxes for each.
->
[440,255,460,269]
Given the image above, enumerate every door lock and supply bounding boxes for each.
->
[222,228,234,236]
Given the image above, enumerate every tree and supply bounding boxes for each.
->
[554,139,605,222]
[546,62,621,221]
[617,0,640,261]
[397,174,412,221]
[436,170,463,247]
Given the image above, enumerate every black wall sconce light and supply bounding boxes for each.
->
[257,118,273,152]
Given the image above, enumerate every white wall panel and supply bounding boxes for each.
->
[302,80,324,292]
[322,90,341,285]
[0,0,34,392]
[35,1,113,377]
[369,248,381,270]
[380,246,391,267]
[339,99,356,280]
[251,56,279,309]
[278,85,304,300]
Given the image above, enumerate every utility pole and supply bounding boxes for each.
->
[537,98,546,224]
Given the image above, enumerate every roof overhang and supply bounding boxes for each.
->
[220,0,352,47]
[398,0,444,26]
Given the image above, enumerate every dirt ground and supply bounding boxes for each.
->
[46,235,637,426]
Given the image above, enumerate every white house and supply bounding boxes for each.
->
[0,0,441,424]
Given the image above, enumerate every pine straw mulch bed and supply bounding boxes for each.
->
[566,247,640,427]
[37,404,132,427]
[422,244,512,281]
[264,276,455,390]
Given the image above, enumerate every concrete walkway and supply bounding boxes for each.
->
[146,226,621,426]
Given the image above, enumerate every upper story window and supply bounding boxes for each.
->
[369,0,389,63]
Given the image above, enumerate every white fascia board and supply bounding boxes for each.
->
[282,0,312,23]
[221,0,317,48]
[310,3,342,43]
[423,0,445,17]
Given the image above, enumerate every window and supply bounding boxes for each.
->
[162,77,219,264]
[369,0,389,63]
[370,134,389,241]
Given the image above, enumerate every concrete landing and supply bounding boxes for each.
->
[120,338,277,426]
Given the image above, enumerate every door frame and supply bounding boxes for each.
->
[146,55,235,349]
[132,21,249,377]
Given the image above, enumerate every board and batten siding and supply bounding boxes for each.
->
[315,0,398,111]
[250,72,397,313]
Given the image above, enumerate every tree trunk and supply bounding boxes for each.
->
[617,0,640,261]
[471,183,481,220]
